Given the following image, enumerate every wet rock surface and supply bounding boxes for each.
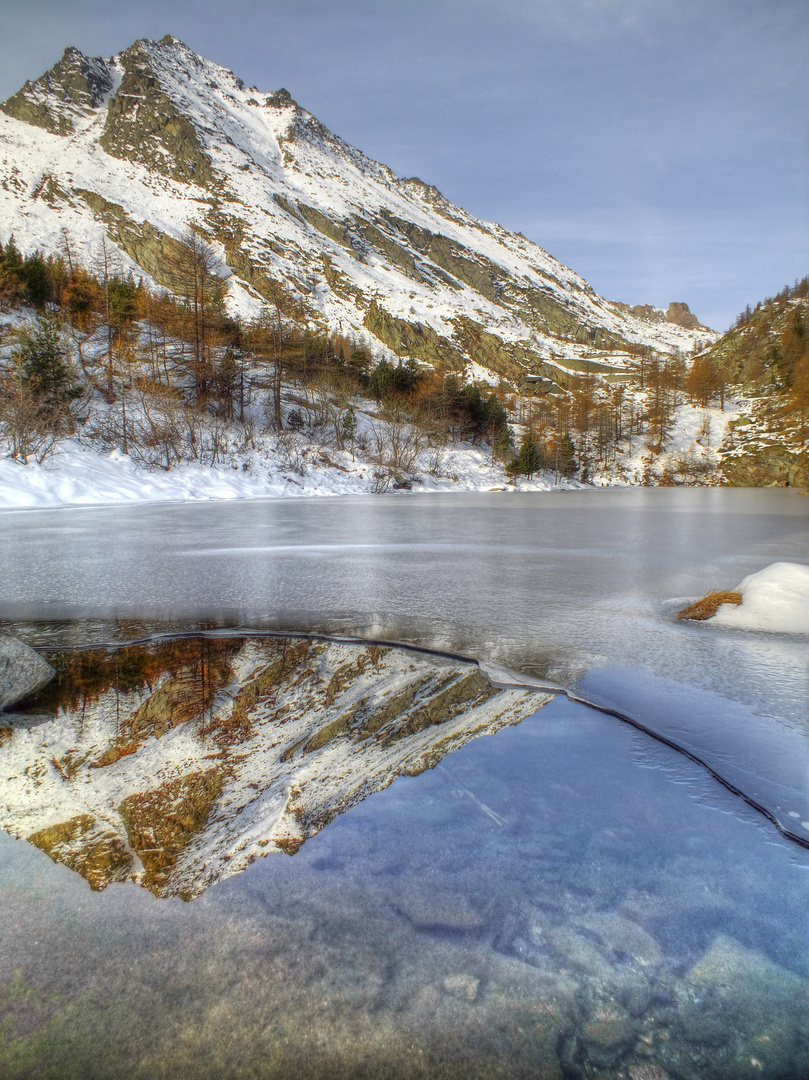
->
[0,635,54,713]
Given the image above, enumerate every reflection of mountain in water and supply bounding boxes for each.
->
[0,637,552,899]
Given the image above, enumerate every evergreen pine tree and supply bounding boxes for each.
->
[516,429,542,478]
[492,424,512,462]
[557,432,577,478]
[21,254,50,306]
[14,312,81,433]
[342,405,357,460]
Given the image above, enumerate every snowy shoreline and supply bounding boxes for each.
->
[0,437,588,511]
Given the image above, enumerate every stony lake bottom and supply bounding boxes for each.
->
[0,488,807,1080]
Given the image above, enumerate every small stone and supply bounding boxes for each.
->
[442,973,479,1001]
[577,911,664,967]
[629,1066,669,1080]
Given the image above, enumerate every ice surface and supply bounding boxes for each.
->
[1,488,806,847]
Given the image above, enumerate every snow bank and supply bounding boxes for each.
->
[0,439,566,511]
[709,562,809,634]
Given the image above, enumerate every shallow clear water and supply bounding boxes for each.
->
[1,488,808,1078]
[1,698,807,1079]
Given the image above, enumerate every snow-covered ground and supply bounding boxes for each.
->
[708,562,809,635]
[0,436,569,510]
[596,401,737,486]
[0,394,742,511]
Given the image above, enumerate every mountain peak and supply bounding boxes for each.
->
[0,45,114,135]
[0,36,714,383]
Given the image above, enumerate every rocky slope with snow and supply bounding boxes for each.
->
[0,635,552,899]
[1,36,713,388]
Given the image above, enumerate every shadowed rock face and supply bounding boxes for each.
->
[0,636,553,899]
[98,41,214,186]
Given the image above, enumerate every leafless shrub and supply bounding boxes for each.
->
[696,412,712,446]
[0,369,59,462]
[367,415,425,487]
[274,431,308,476]
[670,448,714,482]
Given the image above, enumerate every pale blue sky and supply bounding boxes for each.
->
[1,0,806,329]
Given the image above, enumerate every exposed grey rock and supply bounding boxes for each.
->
[720,445,809,488]
[0,635,55,712]
[0,46,113,135]
[666,301,701,329]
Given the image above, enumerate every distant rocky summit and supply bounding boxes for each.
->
[666,301,701,329]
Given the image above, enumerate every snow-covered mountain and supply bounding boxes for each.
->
[0,36,712,386]
[1,636,552,899]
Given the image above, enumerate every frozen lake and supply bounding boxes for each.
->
[1,488,808,1078]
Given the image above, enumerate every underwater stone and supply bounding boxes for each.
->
[675,934,809,1078]
[442,974,479,1001]
[575,911,664,968]
[581,1005,637,1066]
[0,635,55,712]
[397,890,485,932]
[629,1066,669,1080]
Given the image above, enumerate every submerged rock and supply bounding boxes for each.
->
[0,635,55,713]
[397,890,485,932]
[674,934,809,1079]
[442,974,479,1001]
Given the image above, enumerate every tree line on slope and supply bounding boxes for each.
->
[4,231,801,484]
[0,231,564,481]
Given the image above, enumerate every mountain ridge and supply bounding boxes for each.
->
[0,36,713,388]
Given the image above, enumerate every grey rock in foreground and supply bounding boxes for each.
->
[0,635,55,712]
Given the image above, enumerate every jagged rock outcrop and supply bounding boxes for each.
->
[0,46,113,135]
[99,38,214,186]
[720,445,809,488]
[666,301,701,329]
[0,635,54,713]
[0,36,712,387]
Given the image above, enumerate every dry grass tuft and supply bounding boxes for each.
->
[676,590,743,621]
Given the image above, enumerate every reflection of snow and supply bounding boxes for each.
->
[0,638,552,899]
[709,562,809,634]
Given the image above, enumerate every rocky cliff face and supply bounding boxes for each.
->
[0,636,552,899]
[719,444,809,487]
[0,36,712,386]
